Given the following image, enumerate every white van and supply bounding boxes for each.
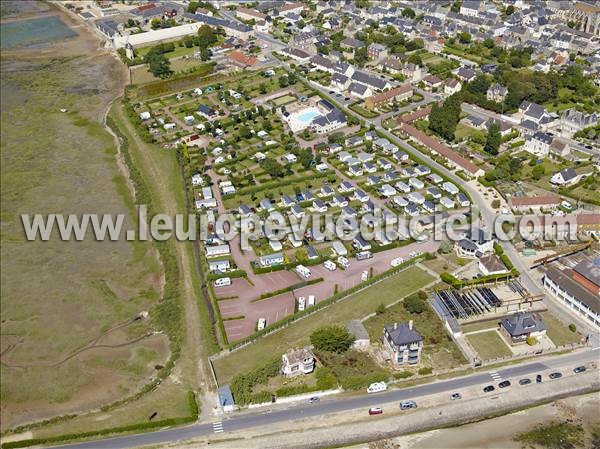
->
[391,257,404,267]
[308,295,316,307]
[297,297,306,311]
[367,382,387,394]
[214,277,231,287]
[361,270,369,281]
[296,264,311,278]
[323,260,337,271]
[356,250,373,261]
[337,256,350,269]
[257,318,267,330]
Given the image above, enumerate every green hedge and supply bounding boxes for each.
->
[206,270,247,281]
[440,270,517,288]
[230,358,280,406]
[253,277,324,302]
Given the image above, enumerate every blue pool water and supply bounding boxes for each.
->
[1,16,77,49]
[296,109,321,124]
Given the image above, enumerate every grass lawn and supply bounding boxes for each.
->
[455,123,486,142]
[272,94,297,106]
[461,319,500,334]
[213,265,435,383]
[364,301,467,370]
[540,312,581,347]
[466,330,512,360]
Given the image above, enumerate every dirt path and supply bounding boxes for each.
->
[112,103,214,397]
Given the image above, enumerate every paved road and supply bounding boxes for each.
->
[48,348,598,449]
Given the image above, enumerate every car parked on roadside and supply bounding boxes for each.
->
[498,380,511,388]
[309,396,320,403]
[519,378,531,385]
[483,385,495,393]
[549,372,562,379]
[368,407,383,415]
[451,393,462,400]
[400,400,417,410]
[574,366,586,373]
[536,374,542,383]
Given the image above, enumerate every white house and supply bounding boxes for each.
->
[281,348,316,377]
[524,132,553,158]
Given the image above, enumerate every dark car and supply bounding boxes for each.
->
[451,392,462,400]
[329,90,334,94]
[400,400,417,410]
[574,366,587,373]
[483,385,495,393]
[549,372,562,379]
[519,378,531,385]
[498,380,511,388]
[309,396,320,403]
[536,374,542,383]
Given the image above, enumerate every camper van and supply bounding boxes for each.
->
[214,277,231,288]
[367,382,387,394]
[356,251,373,261]
[296,265,311,278]
[337,256,350,269]
[297,297,306,312]
[257,318,267,331]
[308,295,316,307]
[323,260,337,271]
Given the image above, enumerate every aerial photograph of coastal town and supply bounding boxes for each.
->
[0,1,599,448]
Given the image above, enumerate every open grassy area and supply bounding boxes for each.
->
[540,312,581,347]
[271,94,296,106]
[0,17,167,430]
[466,331,512,360]
[461,319,500,334]
[213,265,435,383]
[363,301,467,370]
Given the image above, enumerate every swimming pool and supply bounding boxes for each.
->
[296,109,321,124]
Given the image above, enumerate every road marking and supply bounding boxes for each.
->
[212,422,224,433]
[489,371,502,381]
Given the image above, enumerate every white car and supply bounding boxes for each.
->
[308,295,316,307]
[257,318,267,330]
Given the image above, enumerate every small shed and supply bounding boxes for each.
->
[347,320,370,350]
[218,385,237,412]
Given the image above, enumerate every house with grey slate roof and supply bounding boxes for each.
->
[500,311,547,344]
[383,321,423,367]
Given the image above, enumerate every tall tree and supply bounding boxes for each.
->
[484,122,501,155]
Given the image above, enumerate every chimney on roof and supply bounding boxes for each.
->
[409,320,413,330]
[394,323,397,330]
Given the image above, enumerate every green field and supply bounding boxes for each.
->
[213,265,435,383]
[466,331,512,360]
[271,94,296,106]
